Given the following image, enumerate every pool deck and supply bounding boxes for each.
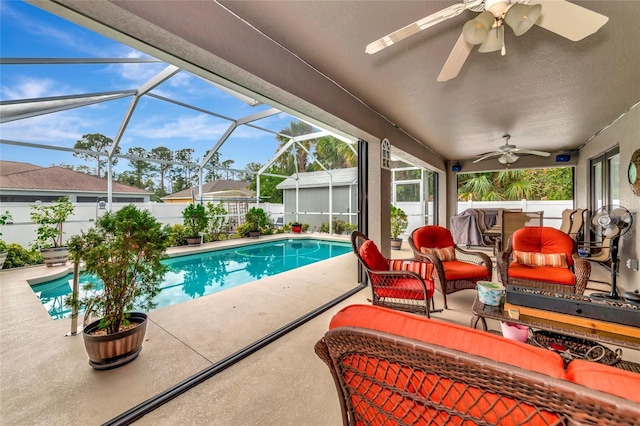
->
[0,234,637,425]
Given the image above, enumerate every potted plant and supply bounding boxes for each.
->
[291,222,303,234]
[0,210,12,269]
[390,205,408,250]
[182,203,208,246]
[67,205,169,370]
[30,196,75,266]
[243,207,270,238]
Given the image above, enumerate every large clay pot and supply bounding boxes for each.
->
[41,247,69,267]
[82,312,148,370]
[390,239,403,250]
[291,224,302,234]
[248,230,260,239]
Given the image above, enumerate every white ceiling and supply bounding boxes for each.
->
[35,0,640,168]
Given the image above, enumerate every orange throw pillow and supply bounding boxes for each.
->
[513,250,568,268]
[420,246,456,261]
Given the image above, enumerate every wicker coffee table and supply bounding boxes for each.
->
[471,296,640,372]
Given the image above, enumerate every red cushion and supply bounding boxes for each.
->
[370,276,434,300]
[442,260,490,280]
[359,239,388,271]
[508,263,576,285]
[512,227,575,267]
[412,225,455,249]
[330,305,564,425]
[566,360,640,403]
[329,304,566,378]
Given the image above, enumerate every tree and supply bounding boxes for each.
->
[202,150,221,182]
[275,121,317,173]
[171,148,197,189]
[73,133,120,177]
[457,167,573,201]
[239,162,261,182]
[127,147,154,189]
[221,159,235,179]
[149,146,173,194]
[309,136,358,170]
[247,164,284,203]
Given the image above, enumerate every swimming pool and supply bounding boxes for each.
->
[31,238,352,319]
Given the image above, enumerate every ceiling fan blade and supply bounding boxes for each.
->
[366,3,467,54]
[531,0,609,42]
[437,32,473,82]
[512,149,551,157]
[473,152,500,163]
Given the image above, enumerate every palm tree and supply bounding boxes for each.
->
[310,136,358,170]
[275,121,317,173]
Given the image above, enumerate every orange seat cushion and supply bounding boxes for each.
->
[566,360,640,403]
[330,304,565,377]
[330,304,564,425]
[508,262,576,285]
[442,260,489,280]
[370,276,434,300]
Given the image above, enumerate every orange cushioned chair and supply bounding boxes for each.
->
[409,225,492,309]
[351,231,439,317]
[497,226,591,294]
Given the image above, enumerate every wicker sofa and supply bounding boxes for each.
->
[315,304,640,425]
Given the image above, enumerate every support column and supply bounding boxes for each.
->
[368,139,390,254]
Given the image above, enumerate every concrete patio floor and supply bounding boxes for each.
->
[0,236,637,425]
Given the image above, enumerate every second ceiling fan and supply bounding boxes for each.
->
[365,0,608,81]
[473,134,550,165]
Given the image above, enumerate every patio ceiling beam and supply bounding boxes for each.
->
[0,91,135,123]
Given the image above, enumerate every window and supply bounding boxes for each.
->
[590,146,619,212]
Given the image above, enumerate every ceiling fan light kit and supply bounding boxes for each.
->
[504,3,542,36]
[462,11,494,44]
[367,0,609,82]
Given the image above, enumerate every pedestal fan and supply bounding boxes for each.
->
[588,205,634,300]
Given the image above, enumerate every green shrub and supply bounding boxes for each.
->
[319,220,356,234]
[205,201,228,241]
[4,243,43,268]
[167,224,189,246]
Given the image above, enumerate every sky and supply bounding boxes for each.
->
[0,0,314,174]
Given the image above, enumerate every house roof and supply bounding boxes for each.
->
[276,168,357,190]
[0,161,149,194]
[0,161,44,176]
[162,180,252,200]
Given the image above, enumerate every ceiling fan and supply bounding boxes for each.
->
[365,0,608,82]
[473,134,550,164]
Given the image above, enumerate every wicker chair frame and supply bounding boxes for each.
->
[408,228,492,309]
[497,234,591,294]
[351,231,437,317]
[315,326,640,426]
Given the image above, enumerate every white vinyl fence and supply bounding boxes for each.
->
[0,202,284,248]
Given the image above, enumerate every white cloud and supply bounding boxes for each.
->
[0,110,92,144]
[128,115,230,141]
[1,77,59,100]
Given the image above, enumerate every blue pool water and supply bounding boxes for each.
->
[31,239,351,319]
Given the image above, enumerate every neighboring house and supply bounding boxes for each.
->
[0,160,151,203]
[276,168,357,230]
[161,180,254,203]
